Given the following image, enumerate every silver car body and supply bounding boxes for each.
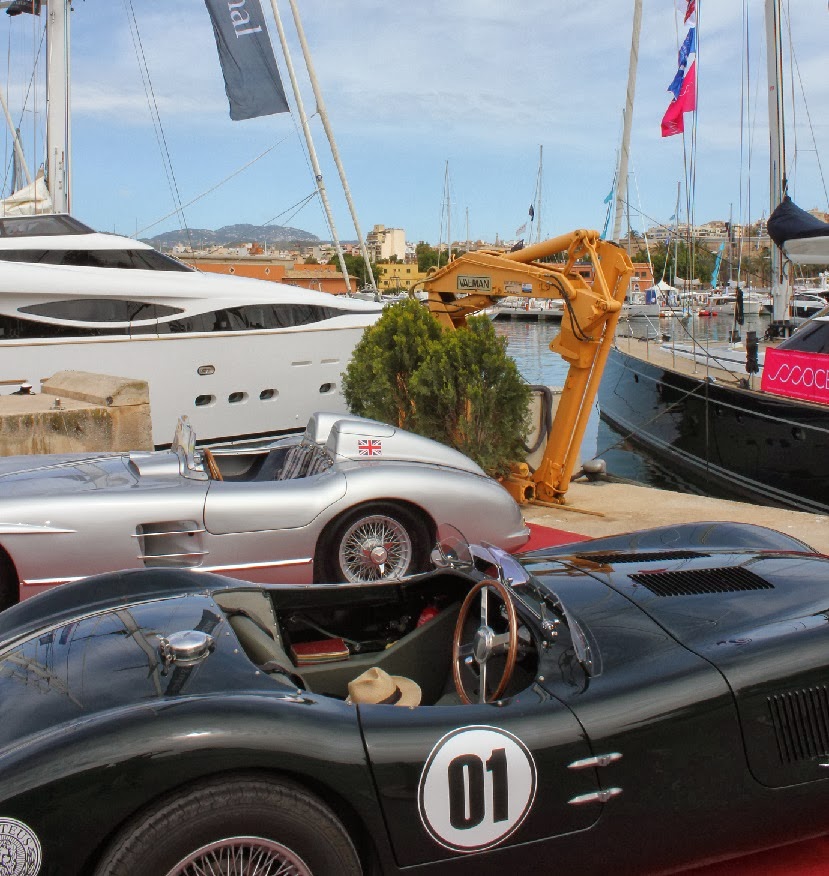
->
[0,412,529,603]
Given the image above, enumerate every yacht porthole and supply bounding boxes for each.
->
[792,427,805,441]
[195,394,216,407]
[259,389,277,401]
[319,383,335,394]
[197,365,215,376]
[228,391,248,404]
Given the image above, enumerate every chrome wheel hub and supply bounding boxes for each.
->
[339,514,413,583]
[167,836,311,875]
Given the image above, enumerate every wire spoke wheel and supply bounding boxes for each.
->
[338,513,413,583]
[168,836,311,876]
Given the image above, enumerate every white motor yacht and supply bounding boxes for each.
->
[0,214,382,445]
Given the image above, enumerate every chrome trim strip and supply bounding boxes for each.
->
[138,551,209,560]
[23,575,84,586]
[568,788,623,806]
[197,557,312,573]
[568,753,623,770]
[0,524,77,535]
[131,529,207,538]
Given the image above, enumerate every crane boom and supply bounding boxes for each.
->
[420,229,634,505]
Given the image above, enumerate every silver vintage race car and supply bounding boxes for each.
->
[0,413,529,609]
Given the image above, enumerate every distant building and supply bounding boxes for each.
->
[375,262,428,293]
[184,255,348,294]
[366,224,406,262]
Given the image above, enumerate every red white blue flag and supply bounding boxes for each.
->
[661,10,697,138]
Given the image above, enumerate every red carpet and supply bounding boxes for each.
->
[519,522,592,552]
[516,524,829,875]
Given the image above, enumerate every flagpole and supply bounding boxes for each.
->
[612,0,642,243]
[266,0,352,292]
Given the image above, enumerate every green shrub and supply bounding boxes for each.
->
[343,302,529,477]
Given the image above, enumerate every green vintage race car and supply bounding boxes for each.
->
[0,521,825,875]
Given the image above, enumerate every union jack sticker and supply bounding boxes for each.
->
[358,439,383,456]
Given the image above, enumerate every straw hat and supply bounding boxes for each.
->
[346,667,421,707]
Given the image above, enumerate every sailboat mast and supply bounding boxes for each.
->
[765,0,787,321]
[612,0,642,243]
[267,0,352,292]
[284,0,375,290]
[46,0,71,213]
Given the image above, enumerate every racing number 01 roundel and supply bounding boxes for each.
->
[418,726,537,853]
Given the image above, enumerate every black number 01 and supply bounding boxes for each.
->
[447,747,509,829]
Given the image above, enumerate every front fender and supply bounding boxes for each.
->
[0,694,384,876]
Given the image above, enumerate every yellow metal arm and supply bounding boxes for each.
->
[421,229,634,505]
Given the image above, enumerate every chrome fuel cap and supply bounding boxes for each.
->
[159,630,215,666]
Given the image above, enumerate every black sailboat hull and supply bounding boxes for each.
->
[598,346,829,514]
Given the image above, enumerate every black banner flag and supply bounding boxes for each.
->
[204,0,289,120]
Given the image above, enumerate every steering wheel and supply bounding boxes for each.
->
[452,578,519,704]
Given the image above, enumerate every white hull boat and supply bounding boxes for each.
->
[0,215,382,446]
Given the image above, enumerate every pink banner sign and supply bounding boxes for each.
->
[761,348,829,404]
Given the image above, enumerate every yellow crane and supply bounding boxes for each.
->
[419,229,634,507]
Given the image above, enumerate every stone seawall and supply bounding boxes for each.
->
[0,371,152,455]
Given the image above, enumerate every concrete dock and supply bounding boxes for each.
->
[523,478,829,553]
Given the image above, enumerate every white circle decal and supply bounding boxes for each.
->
[0,817,41,876]
[418,725,537,853]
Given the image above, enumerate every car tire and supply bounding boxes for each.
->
[323,503,430,584]
[93,775,361,876]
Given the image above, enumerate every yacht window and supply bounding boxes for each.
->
[0,314,129,339]
[19,300,183,322]
[0,248,193,271]
[156,304,350,333]
[778,317,829,354]
[0,215,94,237]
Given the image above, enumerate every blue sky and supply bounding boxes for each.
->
[0,0,826,244]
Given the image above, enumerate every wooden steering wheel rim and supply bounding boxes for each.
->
[202,448,223,481]
[452,577,519,704]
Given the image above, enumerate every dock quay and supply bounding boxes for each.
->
[522,478,829,554]
[490,301,563,322]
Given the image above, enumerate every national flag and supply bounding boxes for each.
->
[529,205,535,220]
[603,189,614,205]
[515,223,527,236]
[661,59,697,138]
[203,0,289,120]
[357,439,382,457]
[684,0,696,23]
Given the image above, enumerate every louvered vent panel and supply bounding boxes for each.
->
[576,550,708,564]
[628,566,774,597]
[768,687,829,764]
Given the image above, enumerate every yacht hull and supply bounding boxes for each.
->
[598,345,829,514]
[1,320,374,445]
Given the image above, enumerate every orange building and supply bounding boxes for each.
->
[184,256,348,294]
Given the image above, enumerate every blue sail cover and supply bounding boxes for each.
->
[767,196,829,264]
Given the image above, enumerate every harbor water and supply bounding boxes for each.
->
[495,311,772,494]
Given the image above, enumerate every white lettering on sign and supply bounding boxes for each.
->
[418,725,536,853]
[228,0,262,36]
[457,275,492,293]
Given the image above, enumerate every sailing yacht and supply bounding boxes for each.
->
[598,0,829,515]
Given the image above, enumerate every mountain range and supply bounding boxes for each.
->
[144,223,321,250]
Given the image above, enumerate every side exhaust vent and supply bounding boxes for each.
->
[628,566,773,597]
[576,550,708,564]
[769,687,829,764]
